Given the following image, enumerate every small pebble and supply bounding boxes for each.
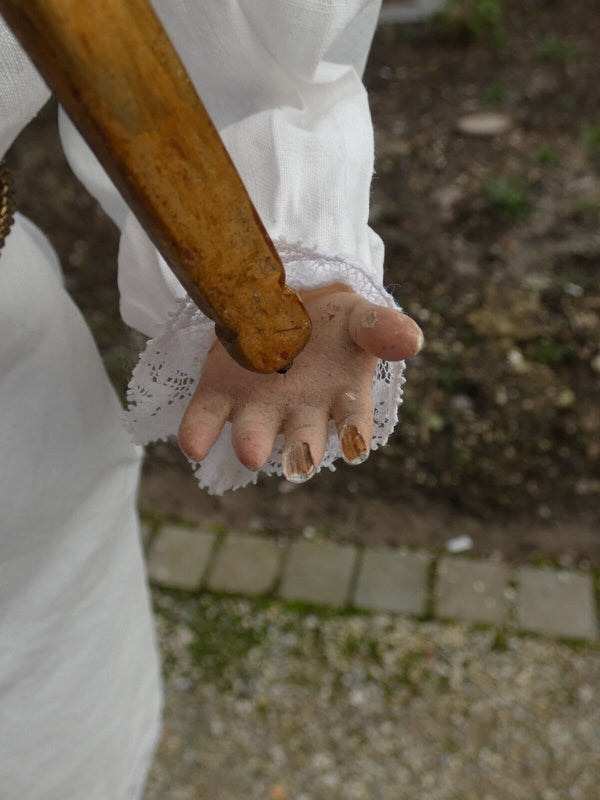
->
[446,535,474,553]
[457,112,512,137]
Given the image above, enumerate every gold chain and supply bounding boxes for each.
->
[0,162,16,252]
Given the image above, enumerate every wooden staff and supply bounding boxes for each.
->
[0,0,311,373]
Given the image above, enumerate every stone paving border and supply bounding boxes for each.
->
[280,539,357,607]
[516,566,598,640]
[145,525,600,642]
[435,557,511,626]
[354,548,431,615]
[207,532,282,597]
[147,525,216,591]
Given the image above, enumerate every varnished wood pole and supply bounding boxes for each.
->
[0,0,311,373]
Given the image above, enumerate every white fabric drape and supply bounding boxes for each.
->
[0,19,161,800]
[0,216,162,800]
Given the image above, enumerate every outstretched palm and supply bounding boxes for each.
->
[178,284,422,482]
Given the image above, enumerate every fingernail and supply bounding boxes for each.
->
[282,442,315,484]
[341,425,369,465]
[415,326,425,353]
[361,309,378,329]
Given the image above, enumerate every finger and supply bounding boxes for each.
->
[332,391,373,466]
[178,385,232,461]
[281,408,330,484]
[348,299,424,361]
[230,405,280,472]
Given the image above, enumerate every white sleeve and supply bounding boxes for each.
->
[0,17,51,161]
[123,1,406,494]
[57,1,405,493]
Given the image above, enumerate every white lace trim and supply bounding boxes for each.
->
[125,243,406,494]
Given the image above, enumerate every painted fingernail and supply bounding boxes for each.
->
[341,425,369,465]
[282,442,316,484]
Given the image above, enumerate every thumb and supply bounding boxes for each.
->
[347,298,424,361]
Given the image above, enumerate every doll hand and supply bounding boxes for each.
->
[178,283,423,482]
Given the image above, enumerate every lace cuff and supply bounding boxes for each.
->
[124,244,406,494]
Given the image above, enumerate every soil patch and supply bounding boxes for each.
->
[7,0,599,564]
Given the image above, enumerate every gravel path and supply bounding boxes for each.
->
[144,590,600,800]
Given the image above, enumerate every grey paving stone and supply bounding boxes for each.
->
[378,0,446,25]
[353,548,431,615]
[147,525,216,591]
[207,533,282,596]
[279,539,357,607]
[435,557,511,625]
[516,566,598,640]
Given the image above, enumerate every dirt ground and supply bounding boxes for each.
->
[6,0,600,565]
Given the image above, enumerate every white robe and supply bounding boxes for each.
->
[0,2,398,797]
